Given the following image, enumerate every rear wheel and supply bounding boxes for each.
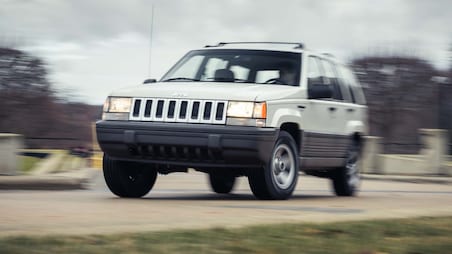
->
[208,172,236,194]
[332,140,361,196]
[248,131,299,200]
[103,154,157,198]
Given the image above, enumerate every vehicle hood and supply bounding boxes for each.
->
[109,82,302,101]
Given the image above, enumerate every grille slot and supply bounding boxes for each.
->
[132,100,141,117]
[156,100,164,118]
[129,98,227,124]
[168,101,176,118]
[180,101,188,119]
[191,101,200,120]
[144,100,152,117]
[203,102,212,120]
[216,102,225,120]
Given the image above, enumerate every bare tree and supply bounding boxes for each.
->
[352,56,439,153]
[0,47,101,149]
[0,47,59,137]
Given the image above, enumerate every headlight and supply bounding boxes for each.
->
[227,101,267,119]
[227,101,254,118]
[102,97,132,121]
[103,97,110,112]
[104,97,132,113]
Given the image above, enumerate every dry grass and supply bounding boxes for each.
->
[1,216,452,254]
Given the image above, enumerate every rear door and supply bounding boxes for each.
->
[300,55,349,168]
[318,58,349,135]
[336,64,367,134]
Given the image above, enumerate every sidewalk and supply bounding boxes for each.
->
[362,174,452,185]
[0,168,98,190]
[1,169,451,191]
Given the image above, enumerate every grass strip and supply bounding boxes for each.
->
[18,156,41,173]
[1,216,452,254]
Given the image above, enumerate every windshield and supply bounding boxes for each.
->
[161,49,302,86]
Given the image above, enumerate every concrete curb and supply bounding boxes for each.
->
[0,168,98,190]
[362,174,452,185]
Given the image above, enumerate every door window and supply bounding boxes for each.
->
[337,65,366,105]
[331,63,353,103]
[307,56,324,86]
[319,59,343,101]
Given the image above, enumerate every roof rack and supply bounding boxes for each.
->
[205,41,304,49]
[322,53,335,58]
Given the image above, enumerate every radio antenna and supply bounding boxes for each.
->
[148,5,155,77]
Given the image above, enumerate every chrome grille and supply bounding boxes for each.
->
[129,98,227,124]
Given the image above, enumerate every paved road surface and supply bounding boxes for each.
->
[1,170,452,236]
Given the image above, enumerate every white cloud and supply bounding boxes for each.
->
[1,0,451,104]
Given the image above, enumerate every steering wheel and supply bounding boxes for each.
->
[264,78,284,84]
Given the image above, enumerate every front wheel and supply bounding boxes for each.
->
[103,154,157,198]
[331,140,361,196]
[248,131,299,200]
[208,172,236,194]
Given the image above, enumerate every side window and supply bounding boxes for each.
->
[331,63,353,103]
[319,59,343,101]
[348,68,366,105]
[307,56,324,86]
[338,66,366,105]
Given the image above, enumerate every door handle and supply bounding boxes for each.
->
[328,107,336,112]
[347,108,355,112]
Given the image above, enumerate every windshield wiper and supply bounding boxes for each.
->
[162,77,200,82]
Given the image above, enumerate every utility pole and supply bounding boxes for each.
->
[148,5,155,77]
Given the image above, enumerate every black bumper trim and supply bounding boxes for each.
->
[96,121,278,168]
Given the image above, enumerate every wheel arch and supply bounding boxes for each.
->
[280,122,301,153]
[351,132,363,148]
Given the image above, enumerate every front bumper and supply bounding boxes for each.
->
[96,121,278,168]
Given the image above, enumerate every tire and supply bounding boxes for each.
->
[248,131,299,200]
[103,154,157,198]
[332,140,361,196]
[208,172,236,194]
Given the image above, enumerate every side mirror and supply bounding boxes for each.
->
[308,84,333,99]
[143,78,157,84]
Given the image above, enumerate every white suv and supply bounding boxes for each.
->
[97,42,367,200]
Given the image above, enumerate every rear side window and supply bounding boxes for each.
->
[331,63,353,103]
[337,65,366,105]
[319,59,343,101]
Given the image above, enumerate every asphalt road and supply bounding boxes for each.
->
[1,170,452,236]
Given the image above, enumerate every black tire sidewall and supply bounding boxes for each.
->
[333,141,361,196]
[103,154,157,198]
[209,172,236,194]
[264,131,299,199]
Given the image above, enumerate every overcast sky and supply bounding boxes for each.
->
[1,0,451,104]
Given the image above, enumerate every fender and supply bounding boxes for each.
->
[267,105,303,128]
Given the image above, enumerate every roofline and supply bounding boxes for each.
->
[205,41,304,50]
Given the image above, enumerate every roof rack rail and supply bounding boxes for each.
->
[205,41,304,49]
